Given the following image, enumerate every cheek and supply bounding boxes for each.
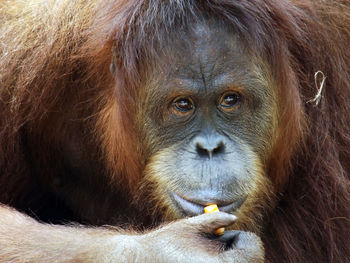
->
[232,102,278,164]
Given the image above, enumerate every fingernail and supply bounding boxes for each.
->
[230,214,237,220]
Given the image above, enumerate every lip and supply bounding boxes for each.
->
[170,191,245,216]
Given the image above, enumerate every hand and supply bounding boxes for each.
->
[137,212,264,263]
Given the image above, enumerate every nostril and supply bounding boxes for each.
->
[196,143,210,158]
[213,141,225,155]
[196,141,225,158]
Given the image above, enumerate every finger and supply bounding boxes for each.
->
[233,231,263,251]
[187,212,237,233]
[211,230,240,250]
[220,231,265,262]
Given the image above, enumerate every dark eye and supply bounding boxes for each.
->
[218,92,241,112]
[170,97,195,116]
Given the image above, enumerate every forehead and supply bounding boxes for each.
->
[146,20,260,92]
[174,21,246,67]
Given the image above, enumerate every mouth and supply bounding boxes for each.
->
[170,191,245,216]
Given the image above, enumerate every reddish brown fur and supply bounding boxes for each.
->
[1,0,350,262]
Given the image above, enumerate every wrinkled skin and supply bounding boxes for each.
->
[137,20,275,231]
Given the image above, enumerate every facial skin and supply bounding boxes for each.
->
[137,20,277,230]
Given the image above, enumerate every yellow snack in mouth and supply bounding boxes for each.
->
[204,204,225,235]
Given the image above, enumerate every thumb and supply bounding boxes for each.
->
[187,212,237,234]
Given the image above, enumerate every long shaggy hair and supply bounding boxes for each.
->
[1,0,349,262]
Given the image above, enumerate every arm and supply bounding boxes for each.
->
[0,205,264,263]
[0,205,138,262]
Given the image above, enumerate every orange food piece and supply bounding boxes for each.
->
[204,204,225,235]
[204,204,220,213]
